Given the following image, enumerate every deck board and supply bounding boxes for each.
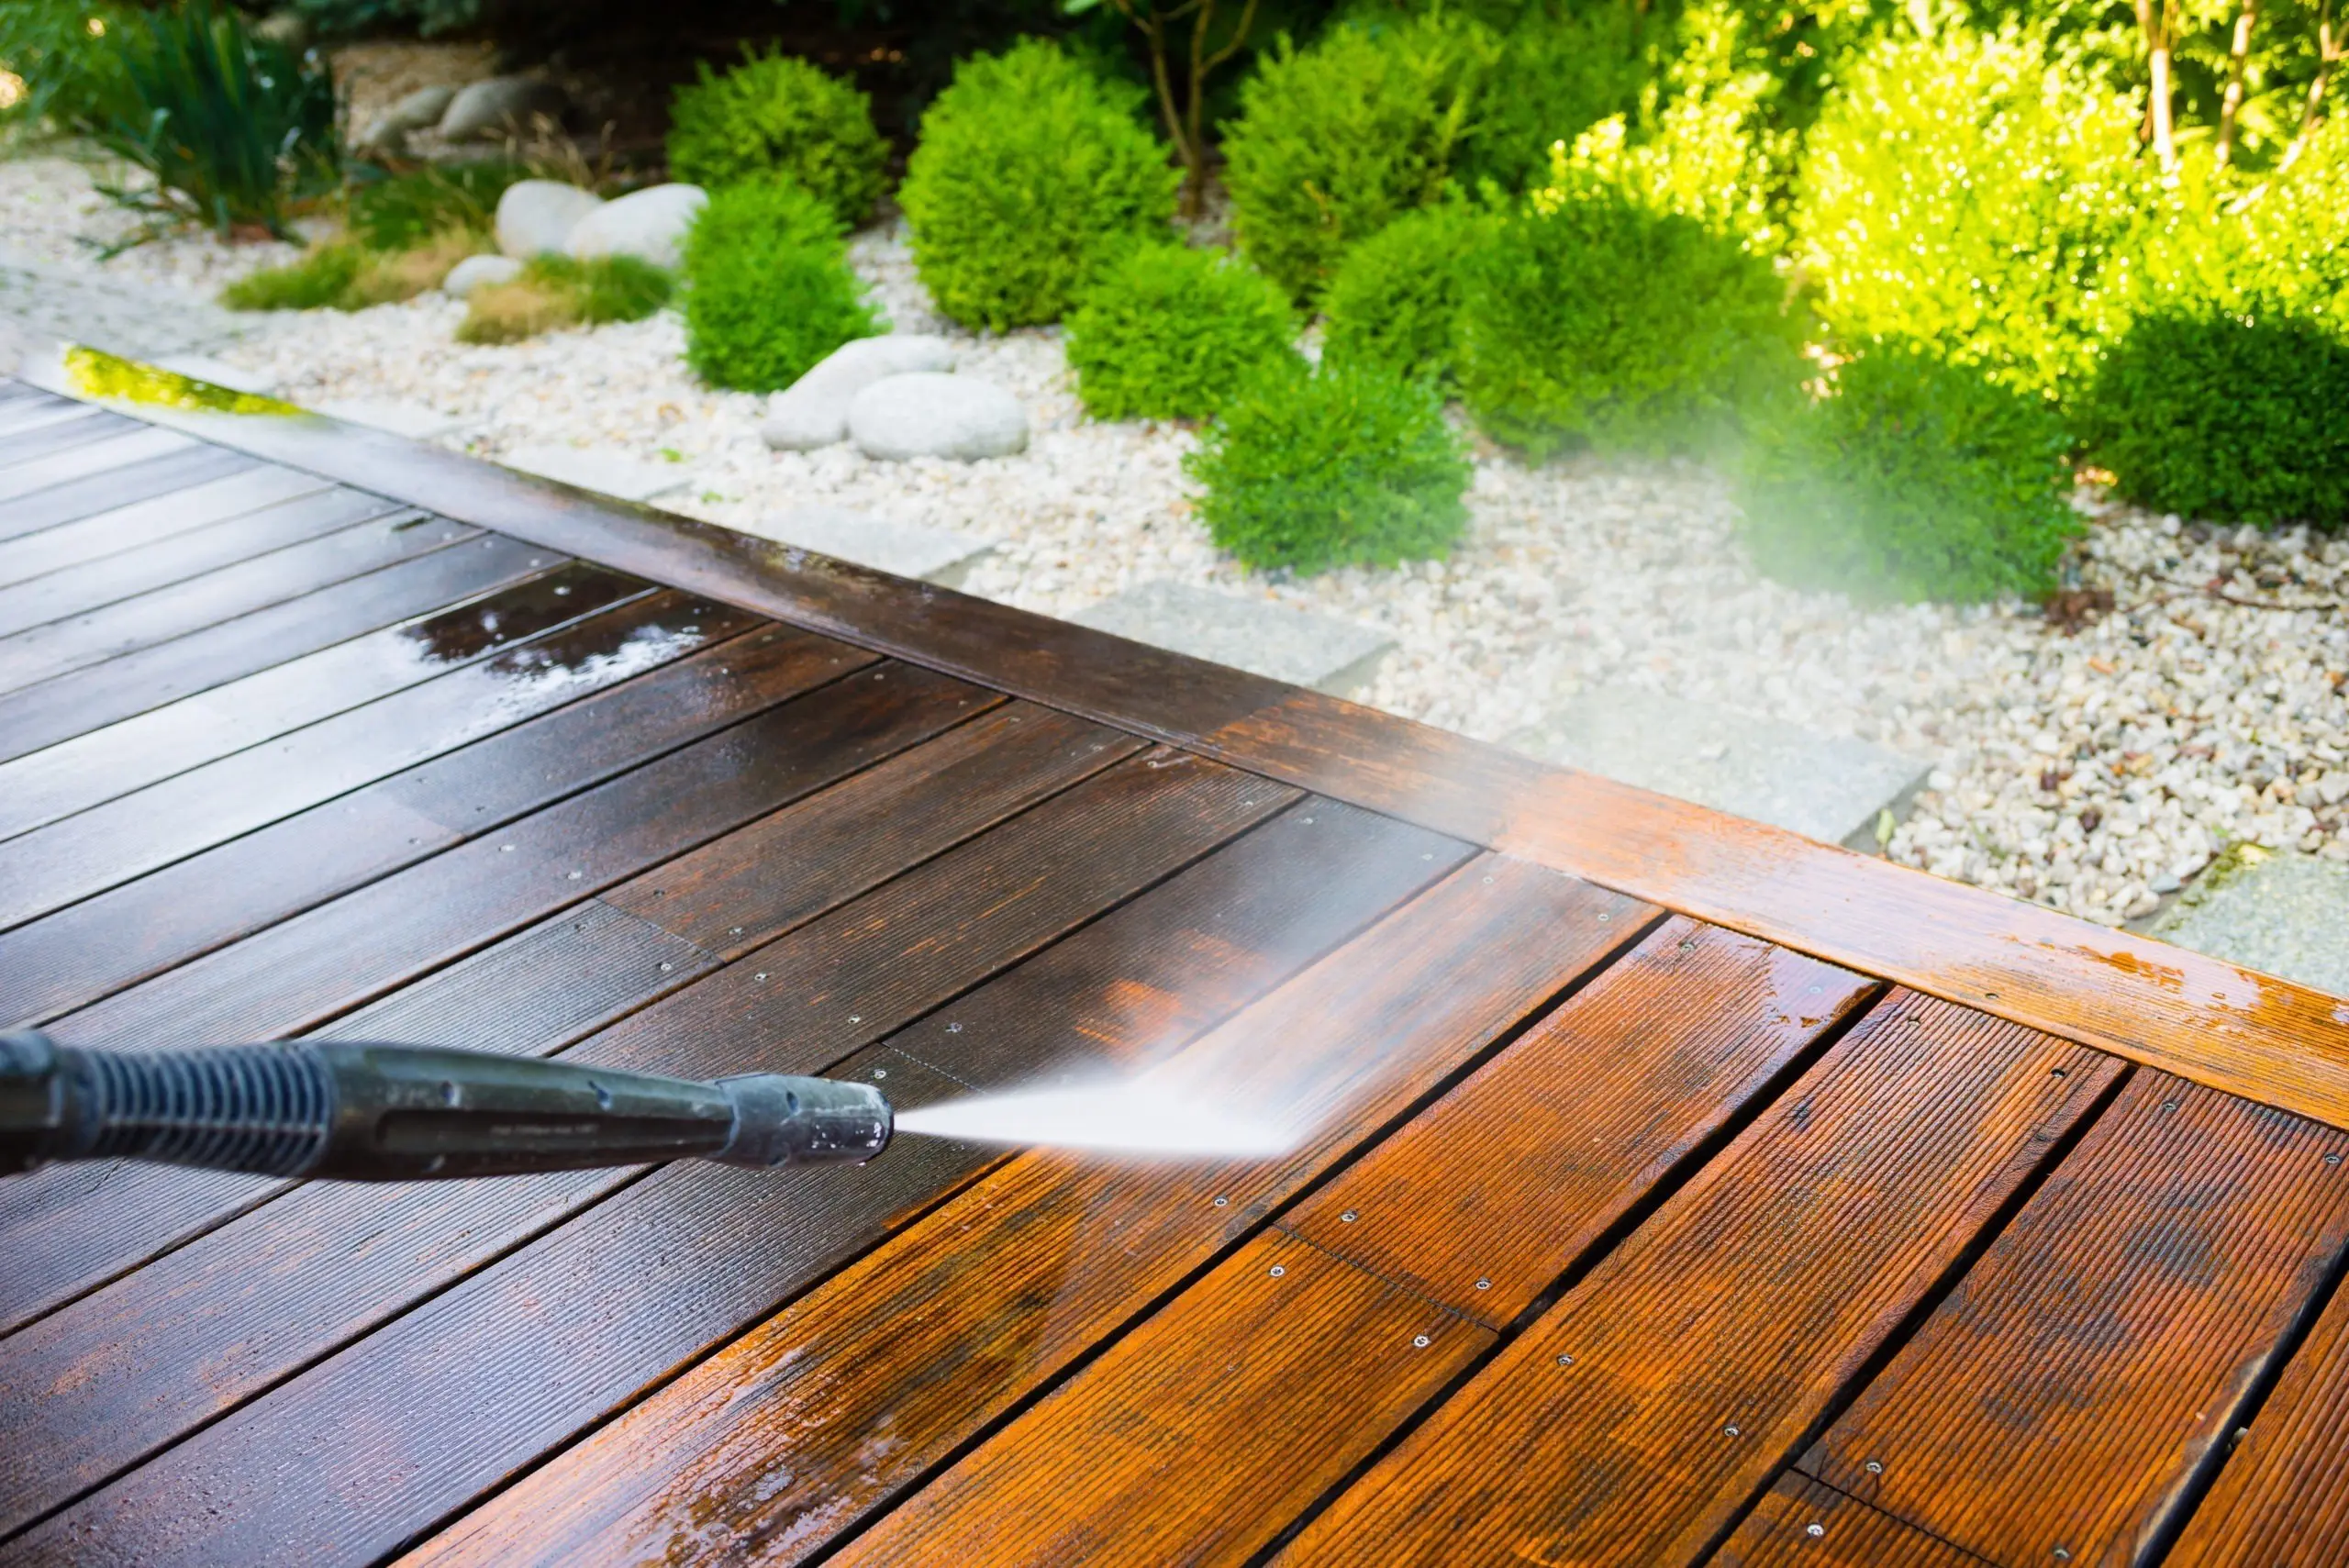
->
[8,365,2349,1564]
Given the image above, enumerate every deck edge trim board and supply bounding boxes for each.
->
[20,342,2349,1132]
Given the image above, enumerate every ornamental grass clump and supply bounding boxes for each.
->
[1319,201,1493,385]
[682,177,879,392]
[1219,13,1494,304]
[897,39,1178,331]
[1064,245,1295,421]
[666,49,887,227]
[457,253,673,345]
[1186,357,1472,575]
[222,227,484,311]
[1736,340,2080,605]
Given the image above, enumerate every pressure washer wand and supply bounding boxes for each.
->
[0,1030,891,1182]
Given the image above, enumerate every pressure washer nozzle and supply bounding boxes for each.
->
[0,1031,894,1183]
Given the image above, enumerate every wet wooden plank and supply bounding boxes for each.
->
[0,445,255,543]
[0,664,992,1330]
[2165,1275,2349,1564]
[0,566,664,918]
[0,425,195,505]
[0,486,406,639]
[407,856,1642,1568]
[0,624,864,1029]
[1711,1475,1988,1568]
[1801,1073,2349,1568]
[831,921,1871,1566]
[0,462,330,592]
[1273,995,2122,1568]
[0,532,537,763]
[14,755,1293,1567]
[0,406,134,468]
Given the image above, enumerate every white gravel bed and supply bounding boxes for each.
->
[6,151,2343,929]
[0,154,300,295]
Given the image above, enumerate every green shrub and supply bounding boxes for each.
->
[346,161,527,251]
[1320,201,1492,385]
[897,39,1178,332]
[1186,357,1473,574]
[0,1,132,136]
[1737,341,2080,604]
[1456,181,1798,457]
[666,49,888,228]
[89,0,338,240]
[1221,14,1495,304]
[2077,310,2349,528]
[682,178,879,392]
[1456,5,1651,196]
[1065,245,1296,421]
[458,253,673,345]
[1792,26,2150,399]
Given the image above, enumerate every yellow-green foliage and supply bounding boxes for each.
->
[222,228,484,311]
[458,254,673,344]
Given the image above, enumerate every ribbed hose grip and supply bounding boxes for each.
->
[79,1044,335,1177]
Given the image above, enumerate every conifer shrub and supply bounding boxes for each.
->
[1064,244,1296,421]
[666,49,888,227]
[896,39,1178,331]
[681,177,879,391]
[1186,356,1472,574]
[1319,201,1492,385]
[1219,13,1495,304]
[1737,340,2080,604]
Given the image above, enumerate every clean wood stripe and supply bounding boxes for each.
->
[403,855,1636,1568]
[0,406,128,468]
[0,462,328,592]
[45,369,2347,1130]
[0,425,193,504]
[1802,1073,2349,1566]
[0,444,254,544]
[0,399,97,439]
[1273,995,2119,1568]
[1712,1475,1992,1567]
[0,530,533,762]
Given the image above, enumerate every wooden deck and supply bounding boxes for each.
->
[3,350,2349,1567]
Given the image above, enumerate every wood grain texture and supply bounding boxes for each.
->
[0,572,698,928]
[0,444,253,542]
[0,462,328,592]
[1288,917,1876,1326]
[0,554,611,848]
[408,855,1642,1568]
[1711,1475,1991,1568]
[1275,995,2123,1568]
[0,486,406,639]
[0,425,199,505]
[0,662,986,1333]
[0,625,865,1028]
[842,1230,1494,1568]
[0,397,96,439]
[0,406,132,468]
[13,756,1288,1567]
[0,531,536,763]
[1803,1071,2349,1568]
[2165,1261,2349,1563]
[57,373,2349,1131]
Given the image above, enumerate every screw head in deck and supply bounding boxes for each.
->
[1269,1265,1286,1276]
[2054,1551,2070,1562]
[1340,1210,1358,1223]
[1806,1525,1824,1539]
[1556,1354,1574,1366]
[1865,1460,1883,1475]
[873,1068,886,1079]
[1212,1195,1229,1207]
[1723,1426,1740,1438]
[2328,1153,2343,1166]
[1412,1335,1430,1347]
[1475,1278,1491,1290]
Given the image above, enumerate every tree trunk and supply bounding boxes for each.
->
[2217,0,2258,165]
[2137,0,2178,167]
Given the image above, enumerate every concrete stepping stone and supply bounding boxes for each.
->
[1510,685,1929,851]
[499,444,690,504]
[316,399,468,441]
[1073,581,1394,698]
[2145,847,2349,995]
[732,504,992,588]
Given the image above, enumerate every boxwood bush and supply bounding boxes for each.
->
[896,39,1178,331]
[666,49,888,228]
[1457,180,1798,457]
[682,177,878,391]
[2078,309,2349,528]
[1186,356,1472,574]
[1219,13,1495,304]
[1737,340,2080,604]
[1319,201,1492,386]
[1065,245,1296,421]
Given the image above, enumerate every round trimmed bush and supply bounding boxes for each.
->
[1220,14,1497,304]
[682,178,879,392]
[666,49,888,228]
[1457,182,1799,457]
[896,39,1178,332]
[1320,201,1493,385]
[1065,245,1297,421]
[1185,357,1472,574]
[1736,340,2081,605]
[2078,309,2349,528]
